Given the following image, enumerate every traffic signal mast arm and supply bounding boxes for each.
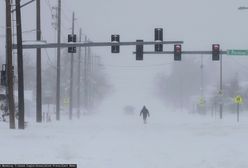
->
[12,41,184,49]
[133,50,227,55]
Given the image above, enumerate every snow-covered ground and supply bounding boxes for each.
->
[1,104,248,168]
[1,55,248,168]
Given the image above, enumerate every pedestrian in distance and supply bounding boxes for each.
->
[140,105,150,124]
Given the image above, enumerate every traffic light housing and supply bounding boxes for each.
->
[111,34,120,53]
[68,34,77,53]
[1,70,6,86]
[1,64,7,86]
[212,44,220,61]
[174,44,182,61]
[136,40,143,60]
[154,28,163,52]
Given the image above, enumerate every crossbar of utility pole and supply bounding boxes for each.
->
[12,41,184,49]
[132,51,227,55]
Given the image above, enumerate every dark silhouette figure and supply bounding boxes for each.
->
[140,106,150,124]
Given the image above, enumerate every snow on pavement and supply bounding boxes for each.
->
[1,107,248,168]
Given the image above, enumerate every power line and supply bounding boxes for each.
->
[41,34,57,70]
[61,8,71,23]
[0,29,37,38]
[45,0,53,13]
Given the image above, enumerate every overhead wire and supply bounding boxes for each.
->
[61,8,71,23]
[41,34,57,70]
[45,0,53,14]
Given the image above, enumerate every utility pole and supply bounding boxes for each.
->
[91,55,95,108]
[200,55,203,98]
[15,0,25,129]
[219,51,223,119]
[84,36,87,114]
[77,28,82,119]
[69,12,75,120]
[87,46,91,110]
[36,0,42,122]
[5,0,15,129]
[199,55,204,114]
[11,0,35,13]
[56,0,61,121]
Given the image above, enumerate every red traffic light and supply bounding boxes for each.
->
[175,44,181,52]
[212,44,220,50]
[174,44,182,61]
[212,44,220,61]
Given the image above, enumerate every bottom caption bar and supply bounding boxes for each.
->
[0,164,77,168]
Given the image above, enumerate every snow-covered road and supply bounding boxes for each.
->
[1,109,248,168]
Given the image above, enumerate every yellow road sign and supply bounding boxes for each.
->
[234,96,243,104]
[199,97,206,106]
[63,97,69,106]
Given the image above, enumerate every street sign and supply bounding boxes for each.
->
[234,96,243,104]
[227,50,248,56]
[63,97,69,107]
[199,97,206,106]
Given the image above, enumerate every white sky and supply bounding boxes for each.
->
[1,0,248,107]
[1,0,248,52]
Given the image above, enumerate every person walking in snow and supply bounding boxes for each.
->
[140,105,150,124]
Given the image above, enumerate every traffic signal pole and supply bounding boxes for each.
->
[219,52,223,119]
[69,12,75,120]
[77,28,82,119]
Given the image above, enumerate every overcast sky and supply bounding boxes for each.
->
[1,0,248,52]
[1,0,248,107]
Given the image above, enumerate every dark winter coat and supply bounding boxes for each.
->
[140,106,150,119]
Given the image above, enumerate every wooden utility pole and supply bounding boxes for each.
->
[15,0,25,129]
[56,0,61,121]
[77,28,82,119]
[5,0,15,129]
[69,12,75,120]
[36,0,42,122]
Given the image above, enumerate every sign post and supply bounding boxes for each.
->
[234,95,243,122]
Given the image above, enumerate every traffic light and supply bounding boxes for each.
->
[1,64,6,86]
[111,34,120,53]
[136,40,143,60]
[68,34,77,53]
[154,28,163,52]
[212,44,220,61]
[174,44,182,61]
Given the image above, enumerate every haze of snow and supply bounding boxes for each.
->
[1,53,248,168]
[1,103,248,168]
